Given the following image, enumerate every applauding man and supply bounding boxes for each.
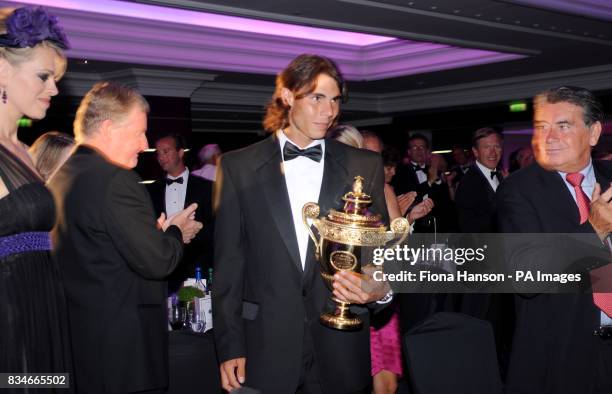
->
[49,81,202,393]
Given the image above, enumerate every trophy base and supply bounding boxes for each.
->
[320,300,363,331]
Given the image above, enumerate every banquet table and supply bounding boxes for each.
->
[168,330,222,393]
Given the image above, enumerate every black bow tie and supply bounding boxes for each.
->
[412,164,427,172]
[490,169,502,180]
[165,177,184,185]
[283,142,322,162]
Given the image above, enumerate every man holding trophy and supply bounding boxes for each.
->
[213,54,405,393]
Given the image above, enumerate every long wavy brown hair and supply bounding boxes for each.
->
[263,54,347,133]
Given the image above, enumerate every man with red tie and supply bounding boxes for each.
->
[498,86,612,394]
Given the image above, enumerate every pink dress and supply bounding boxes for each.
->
[370,306,403,376]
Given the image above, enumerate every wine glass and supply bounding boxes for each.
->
[169,305,187,330]
[189,299,206,333]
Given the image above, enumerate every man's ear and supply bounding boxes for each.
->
[178,148,185,161]
[99,118,115,140]
[281,87,294,107]
[589,121,602,147]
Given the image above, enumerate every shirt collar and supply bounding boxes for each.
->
[277,129,325,162]
[167,167,189,181]
[475,160,496,177]
[557,159,594,186]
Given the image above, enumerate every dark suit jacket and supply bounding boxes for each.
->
[455,164,499,233]
[497,160,612,394]
[147,173,214,291]
[49,145,183,394]
[213,135,388,393]
[455,164,513,380]
[392,163,457,233]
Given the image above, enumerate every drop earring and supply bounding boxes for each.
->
[1,87,6,104]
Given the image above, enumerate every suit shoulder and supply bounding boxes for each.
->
[497,163,541,195]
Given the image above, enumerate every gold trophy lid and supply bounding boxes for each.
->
[325,176,383,228]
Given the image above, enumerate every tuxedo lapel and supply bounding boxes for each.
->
[185,174,195,206]
[473,165,496,202]
[303,141,351,279]
[256,135,303,274]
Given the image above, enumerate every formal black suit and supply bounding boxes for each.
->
[213,135,388,393]
[455,164,499,233]
[497,160,612,394]
[147,173,214,291]
[392,163,457,233]
[49,145,183,394]
[455,164,513,381]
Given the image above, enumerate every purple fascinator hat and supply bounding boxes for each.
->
[0,7,70,50]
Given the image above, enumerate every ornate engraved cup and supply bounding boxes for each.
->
[302,176,409,330]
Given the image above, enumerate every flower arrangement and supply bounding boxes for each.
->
[0,7,70,49]
[177,286,205,303]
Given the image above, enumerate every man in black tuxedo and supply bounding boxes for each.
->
[147,133,214,292]
[49,82,203,394]
[449,145,472,185]
[213,54,391,393]
[498,86,612,394]
[455,127,513,380]
[456,127,503,233]
[392,133,456,233]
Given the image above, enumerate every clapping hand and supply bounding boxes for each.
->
[408,198,434,223]
[590,183,612,240]
[165,203,204,244]
[398,192,417,216]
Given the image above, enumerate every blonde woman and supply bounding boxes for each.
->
[0,6,72,377]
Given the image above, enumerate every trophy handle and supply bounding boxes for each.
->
[386,217,410,248]
[302,202,322,259]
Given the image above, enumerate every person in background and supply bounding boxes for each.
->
[392,133,457,233]
[148,133,214,292]
[328,124,364,148]
[450,145,472,184]
[455,127,504,233]
[49,81,203,393]
[509,146,534,173]
[29,131,75,181]
[352,130,433,394]
[0,6,74,379]
[192,143,221,181]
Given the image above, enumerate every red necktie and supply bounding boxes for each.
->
[565,173,590,224]
[592,264,612,318]
[566,173,612,318]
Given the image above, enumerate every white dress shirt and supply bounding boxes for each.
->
[411,161,428,184]
[278,131,325,269]
[165,168,189,217]
[475,160,500,192]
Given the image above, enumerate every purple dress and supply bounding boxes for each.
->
[370,302,403,376]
